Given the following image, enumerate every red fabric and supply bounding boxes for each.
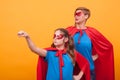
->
[74,50,90,80]
[55,49,66,80]
[37,47,91,80]
[77,29,83,44]
[66,26,115,80]
[37,56,47,80]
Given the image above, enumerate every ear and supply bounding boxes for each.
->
[85,14,89,19]
[64,37,68,43]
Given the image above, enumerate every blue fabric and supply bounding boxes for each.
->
[73,30,95,70]
[45,50,74,80]
[90,70,96,80]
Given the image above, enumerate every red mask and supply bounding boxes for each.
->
[53,34,64,39]
[74,12,82,16]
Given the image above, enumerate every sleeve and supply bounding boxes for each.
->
[44,51,49,61]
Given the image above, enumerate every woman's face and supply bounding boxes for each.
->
[74,10,87,24]
[53,30,66,47]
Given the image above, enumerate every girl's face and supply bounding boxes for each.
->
[74,10,88,24]
[53,30,67,47]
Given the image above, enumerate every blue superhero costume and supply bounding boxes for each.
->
[37,47,90,80]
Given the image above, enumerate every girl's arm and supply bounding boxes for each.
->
[18,30,47,57]
[73,50,91,80]
[73,71,84,80]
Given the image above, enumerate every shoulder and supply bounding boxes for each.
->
[66,26,75,31]
[87,26,98,32]
[86,26,103,36]
[87,26,113,47]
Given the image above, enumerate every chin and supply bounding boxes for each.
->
[54,44,61,47]
[53,43,58,46]
[75,21,80,24]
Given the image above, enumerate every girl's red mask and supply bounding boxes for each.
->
[53,34,64,39]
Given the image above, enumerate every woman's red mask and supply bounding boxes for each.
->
[74,12,82,16]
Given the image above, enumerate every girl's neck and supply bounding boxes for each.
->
[56,45,65,50]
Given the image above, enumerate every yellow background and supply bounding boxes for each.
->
[0,0,120,80]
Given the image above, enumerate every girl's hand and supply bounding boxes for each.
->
[73,75,81,80]
[18,30,29,38]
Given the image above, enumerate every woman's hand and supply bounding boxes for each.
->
[92,54,99,61]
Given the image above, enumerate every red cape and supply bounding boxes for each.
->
[37,47,90,80]
[66,26,115,80]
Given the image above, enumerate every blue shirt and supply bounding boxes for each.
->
[73,30,95,70]
[45,50,74,80]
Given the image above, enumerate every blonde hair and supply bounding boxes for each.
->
[75,7,91,19]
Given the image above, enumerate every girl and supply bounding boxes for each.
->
[18,28,90,80]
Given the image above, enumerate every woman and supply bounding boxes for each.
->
[66,7,114,80]
[18,28,90,80]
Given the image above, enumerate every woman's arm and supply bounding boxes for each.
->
[92,54,99,61]
[18,30,47,57]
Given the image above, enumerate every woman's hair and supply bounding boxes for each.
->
[75,7,91,19]
[51,28,75,64]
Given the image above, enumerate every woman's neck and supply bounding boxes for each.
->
[75,22,87,29]
[75,24,87,29]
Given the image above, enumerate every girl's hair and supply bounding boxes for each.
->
[51,28,75,64]
[75,7,91,19]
